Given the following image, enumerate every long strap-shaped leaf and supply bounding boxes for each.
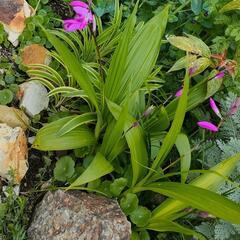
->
[33,116,96,151]
[68,152,114,188]
[43,28,99,110]
[175,133,191,183]
[134,182,240,224]
[104,4,137,103]
[107,100,148,186]
[146,220,206,240]
[100,101,129,159]
[115,5,169,105]
[57,113,97,137]
[139,72,190,185]
[150,152,240,221]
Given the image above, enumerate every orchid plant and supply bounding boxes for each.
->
[26,1,240,239]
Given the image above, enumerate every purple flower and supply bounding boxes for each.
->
[197,121,219,132]
[63,1,94,32]
[210,98,222,119]
[214,71,225,80]
[64,18,86,32]
[70,1,89,14]
[175,88,183,97]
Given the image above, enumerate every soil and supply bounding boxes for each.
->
[48,0,73,19]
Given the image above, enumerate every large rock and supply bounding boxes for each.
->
[28,190,131,240]
[0,123,28,183]
[0,0,34,46]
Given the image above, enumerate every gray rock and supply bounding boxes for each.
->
[28,190,131,240]
[19,82,49,117]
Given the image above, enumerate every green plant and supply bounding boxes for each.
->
[27,1,240,239]
[0,184,28,240]
[54,156,75,182]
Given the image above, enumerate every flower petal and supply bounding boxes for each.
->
[63,19,82,32]
[197,121,218,132]
[70,1,89,8]
[210,98,222,119]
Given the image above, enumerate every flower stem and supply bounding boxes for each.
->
[89,27,104,82]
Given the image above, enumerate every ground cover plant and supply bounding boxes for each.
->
[1,0,240,239]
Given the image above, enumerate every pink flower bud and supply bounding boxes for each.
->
[214,71,225,79]
[197,121,219,132]
[210,98,222,119]
[175,88,183,97]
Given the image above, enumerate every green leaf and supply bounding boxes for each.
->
[220,0,240,13]
[130,206,152,227]
[54,156,75,182]
[107,100,148,186]
[186,34,211,58]
[168,34,210,57]
[146,220,206,240]
[146,73,190,181]
[43,28,99,110]
[111,5,169,104]
[69,152,114,188]
[168,55,197,73]
[190,57,212,76]
[0,89,13,105]
[104,5,137,103]
[57,113,97,136]
[0,203,7,219]
[191,0,203,15]
[101,101,129,159]
[150,152,240,221]
[134,182,240,224]
[120,193,139,215]
[175,133,191,183]
[109,177,127,197]
[144,106,170,136]
[206,77,223,98]
[33,116,96,151]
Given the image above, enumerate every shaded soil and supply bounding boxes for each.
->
[49,0,73,19]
